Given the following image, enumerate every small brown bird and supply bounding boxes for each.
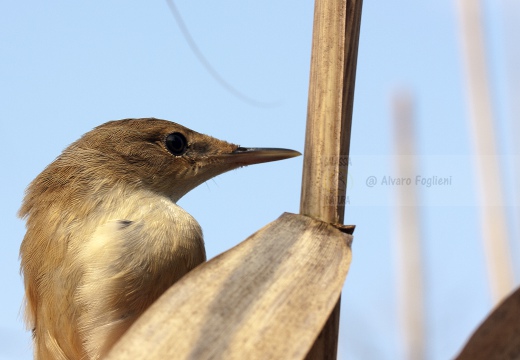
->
[19,118,300,360]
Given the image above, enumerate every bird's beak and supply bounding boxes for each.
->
[225,147,301,166]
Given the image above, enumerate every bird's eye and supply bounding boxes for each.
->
[165,132,188,156]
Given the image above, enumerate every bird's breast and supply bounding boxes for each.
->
[74,188,206,357]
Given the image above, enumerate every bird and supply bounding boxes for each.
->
[19,118,300,360]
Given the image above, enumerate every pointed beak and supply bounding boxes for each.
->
[226,147,301,166]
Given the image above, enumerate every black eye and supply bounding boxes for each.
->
[165,132,188,156]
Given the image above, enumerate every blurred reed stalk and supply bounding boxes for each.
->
[456,0,514,302]
[393,91,426,360]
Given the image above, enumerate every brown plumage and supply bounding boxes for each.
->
[19,118,300,359]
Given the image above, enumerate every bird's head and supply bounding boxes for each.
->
[39,118,300,203]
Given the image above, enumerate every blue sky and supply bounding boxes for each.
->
[1,1,519,359]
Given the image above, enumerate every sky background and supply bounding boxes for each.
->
[1,1,520,359]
